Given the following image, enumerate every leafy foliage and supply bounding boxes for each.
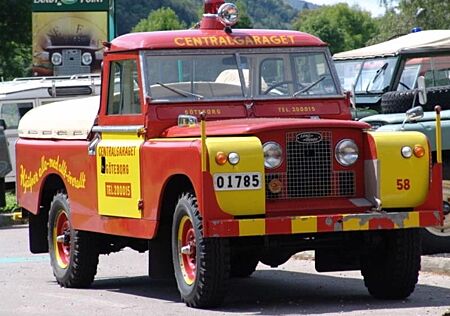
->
[116,0,202,35]
[132,7,186,32]
[0,0,32,80]
[292,4,378,54]
[0,192,19,213]
[119,0,298,34]
[371,0,450,44]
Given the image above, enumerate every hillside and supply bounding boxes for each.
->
[116,0,316,34]
[284,0,319,10]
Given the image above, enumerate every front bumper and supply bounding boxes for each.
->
[205,209,441,237]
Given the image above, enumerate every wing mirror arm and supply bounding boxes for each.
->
[401,106,424,130]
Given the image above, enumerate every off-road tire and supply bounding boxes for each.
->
[380,90,419,114]
[381,85,450,114]
[230,253,259,278]
[171,193,230,308]
[424,86,450,111]
[422,152,450,254]
[48,193,99,288]
[361,228,421,299]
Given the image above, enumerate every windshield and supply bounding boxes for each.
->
[145,49,339,102]
[398,55,450,91]
[335,57,397,94]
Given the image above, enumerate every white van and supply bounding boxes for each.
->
[0,74,101,184]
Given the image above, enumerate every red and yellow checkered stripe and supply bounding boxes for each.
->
[205,210,440,237]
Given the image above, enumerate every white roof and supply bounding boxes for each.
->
[18,96,100,140]
[0,75,100,99]
[333,30,450,60]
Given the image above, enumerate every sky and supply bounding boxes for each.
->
[308,0,388,17]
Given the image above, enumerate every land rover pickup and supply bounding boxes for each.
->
[16,1,443,308]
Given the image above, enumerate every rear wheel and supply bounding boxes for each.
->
[48,193,99,288]
[361,229,421,299]
[172,193,230,308]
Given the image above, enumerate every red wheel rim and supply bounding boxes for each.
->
[178,216,196,285]
[54,211,70,268]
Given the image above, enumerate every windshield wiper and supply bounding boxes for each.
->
[365,63,388,93]
[293,76,325,97]
[156,82,204,99]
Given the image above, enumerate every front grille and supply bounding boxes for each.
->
[266,131,355,199]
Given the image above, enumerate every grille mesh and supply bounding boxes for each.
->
[265,131,355,199]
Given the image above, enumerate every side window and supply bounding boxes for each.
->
[0,102,34,129]
[107,59,141,115]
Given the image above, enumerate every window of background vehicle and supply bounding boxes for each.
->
[0,102,34,129]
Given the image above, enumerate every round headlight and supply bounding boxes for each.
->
[401,146,413,158]
[335,139,359,166]
[81,52,93,66]
[217,3,239,27]
[228,152,240,165]
[51,53,62,66]
[263,142,282,169]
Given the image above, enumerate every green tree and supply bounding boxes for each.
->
[234,0,253,28]
[371,0,450,44]
[292,3,378,54]
[132,7,186,32]
[0,0,32,80]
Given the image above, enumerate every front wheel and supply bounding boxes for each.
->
[172,193,230,308]
[48,193,99,288]
[361,229,421,299]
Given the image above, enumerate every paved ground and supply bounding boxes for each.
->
[1,225,450,316]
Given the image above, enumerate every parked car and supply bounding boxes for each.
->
[334,30,450,254]
[0,74,100,184]
[0,121,11,207]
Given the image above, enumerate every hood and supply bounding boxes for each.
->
[361,109,450,125]
[162,117,370,138]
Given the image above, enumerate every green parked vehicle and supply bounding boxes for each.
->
[334,30,450,254]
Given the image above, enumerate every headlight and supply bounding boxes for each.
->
[263,142,282,169]
[81,52,93,65]
[51,53,62,66]
[335,139,359,166]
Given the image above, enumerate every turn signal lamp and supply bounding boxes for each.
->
[413,145,425,158]
[215,152,228,165]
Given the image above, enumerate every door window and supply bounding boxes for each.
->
[107,60,141,115]
[0,102,34,129]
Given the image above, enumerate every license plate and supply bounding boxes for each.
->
[213,172,262,191]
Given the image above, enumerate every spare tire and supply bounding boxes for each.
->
[380,90,420,114]
[424,86,450,111]
[381,85,450,114]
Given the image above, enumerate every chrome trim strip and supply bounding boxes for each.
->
[91,125,144,133]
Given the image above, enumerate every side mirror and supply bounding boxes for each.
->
[0,119,6,130]
[401,106,424,129]
[417,75,427,105]
[350,83,356,110]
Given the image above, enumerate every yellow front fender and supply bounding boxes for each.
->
[366,131,430,208]
[207,137,265,216]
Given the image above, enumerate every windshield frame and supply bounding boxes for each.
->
[335,56,400,95]
[141,47,343,104]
